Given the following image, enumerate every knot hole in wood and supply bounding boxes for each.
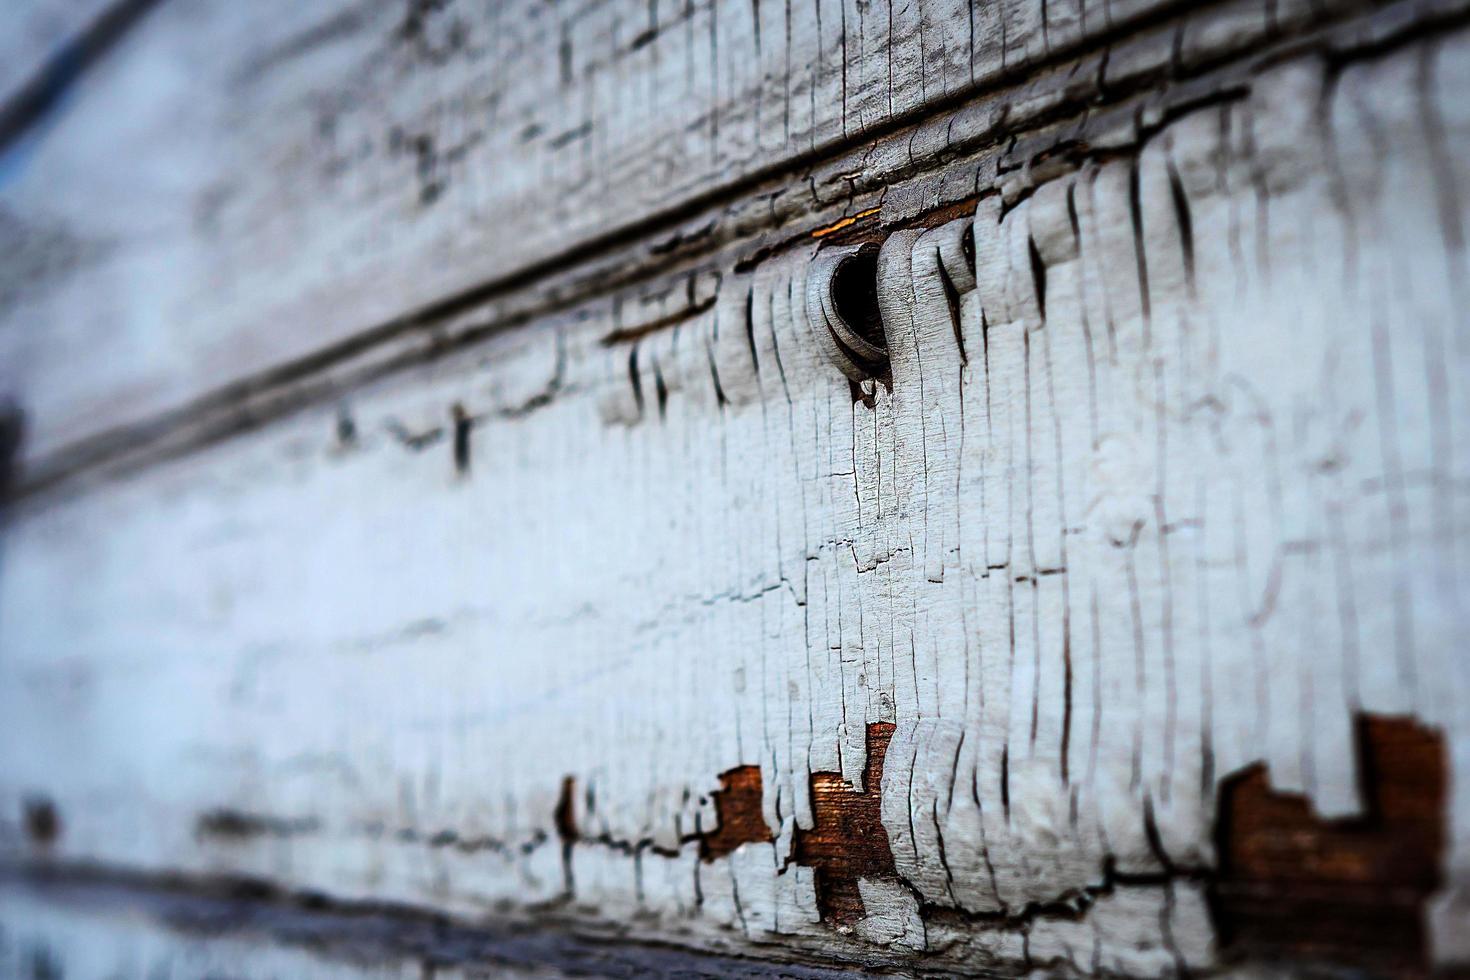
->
[809,241,886,382]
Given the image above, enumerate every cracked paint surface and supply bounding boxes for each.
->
[2,24,1470,978]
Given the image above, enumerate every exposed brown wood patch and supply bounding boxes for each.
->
[700,765,774,862]
[794,723,898,928]
[1211,714,1446,974]
[553,776,577,842]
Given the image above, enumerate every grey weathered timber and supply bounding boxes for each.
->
[0,0,1425,471]
[2,0,1470,976]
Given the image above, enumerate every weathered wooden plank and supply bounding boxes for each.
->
[0,868,868,979]
[3,7,1468,972]
[0,0,1399,476]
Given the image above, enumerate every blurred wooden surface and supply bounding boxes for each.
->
[2,0,1469,976]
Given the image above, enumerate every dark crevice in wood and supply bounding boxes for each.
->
[333,405,357,449]
[22,798,59,847]
[1165,156,1197,293]
[653,358,670,421]
[450,401,472,474]
[195,809,319,841]
[743,289,761,378]
[1000,745,1010,817]
[779,191,985,255]
[935,243,969,365]
[1127,158,1152,336]
[383,418,445,451]
[599,295,717,347]
[25,944,62,980]
[627,347,646,420]
[0,400,23,511]
[1027,234,1048,323]
[554,775,577,897]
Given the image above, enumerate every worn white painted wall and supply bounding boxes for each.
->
[1,9,1468,978]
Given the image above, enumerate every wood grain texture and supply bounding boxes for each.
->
[0,0,1419,475]
[3,0,1470,976]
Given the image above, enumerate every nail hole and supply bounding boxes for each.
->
[830,249,884,353]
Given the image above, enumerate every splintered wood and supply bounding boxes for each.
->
[2,16,1470,980]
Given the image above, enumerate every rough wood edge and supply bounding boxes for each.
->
[0,865,880,979]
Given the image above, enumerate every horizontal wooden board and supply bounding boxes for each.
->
[0,868,868,978]
[0,0,1398,476]
[3,9,1469,970]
